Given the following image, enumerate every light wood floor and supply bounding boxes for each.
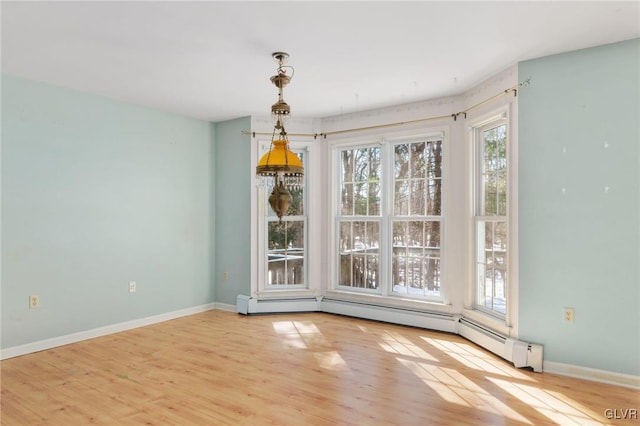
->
[1,310,638,425]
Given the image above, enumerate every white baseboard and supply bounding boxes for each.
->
[0,303,216,360]
[214,302,237,313]
[544,361,640,390]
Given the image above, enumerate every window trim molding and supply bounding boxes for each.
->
[464,100,519,338]
[252,136,321,300]
[328,126,450,305]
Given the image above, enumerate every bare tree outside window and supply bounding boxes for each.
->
[475,123,507,315]
[336,139,443,298]
[338,147,381,289]
[392,140,442,297]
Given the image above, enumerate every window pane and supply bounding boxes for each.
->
[338,220,380,289]
[497,170,507,216]
[494,221,507,251]
[484,268,494,310]
[394,140,442,217]
[410,142,426,178]
[481,125,506,217]
[395,145,409,179]
[340,147,381,216]
[268,220,304,286]
[497,136,507,171]
[339,221,352,251]
[291,153,304,215]
[354,183,368,215]
[392,220,441,297]
[493,267,506,314]
[368,182,381,215]
[483,173,496,216]
[341,183,353,215]
[484,138,497,172]
[427,141,443,180]
[427,179,441,215]
[394,180,409,215]
[289,187,304,216]
[409,180,426,215]
[476,220,507,314]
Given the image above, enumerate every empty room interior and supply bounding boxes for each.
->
[1,1,639,425]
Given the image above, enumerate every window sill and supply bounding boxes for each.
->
[462,308,512,337]
[324,290,453,314]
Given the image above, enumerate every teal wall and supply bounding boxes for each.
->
[518,39,640,375]
[1,75,215,348]
[214,117,251,305]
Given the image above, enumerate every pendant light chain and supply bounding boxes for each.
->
[255,51,304,221]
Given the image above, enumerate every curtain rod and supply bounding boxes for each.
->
[241,130,318,138]
[242,79,529,139]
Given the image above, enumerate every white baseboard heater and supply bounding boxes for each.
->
[237,295,542,372]
[237,295,458,333]
[236,294,321,314]
[321,298,459,334]
[457,317,543,372]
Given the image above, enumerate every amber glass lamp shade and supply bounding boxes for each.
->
[256,140,303,176]
[256,139,303,221]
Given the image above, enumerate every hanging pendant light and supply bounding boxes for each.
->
[256,52,303,221]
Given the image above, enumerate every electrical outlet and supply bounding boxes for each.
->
[29,295,40,309]
[563,307,574,323]
[129,281,137,293]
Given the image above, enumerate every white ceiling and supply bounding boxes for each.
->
[2,1,638,122]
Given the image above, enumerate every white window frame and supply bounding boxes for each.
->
[464,103,518,337]
[387,135,446,302]
[334,141,383,295]
[327,126,452,310]
[253,137,321,299]
[474,118,508,317]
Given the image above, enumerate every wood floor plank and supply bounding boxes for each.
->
[1,310,638,425]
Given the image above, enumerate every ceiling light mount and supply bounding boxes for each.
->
[270,52,294,119]
[272,51,289,63]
